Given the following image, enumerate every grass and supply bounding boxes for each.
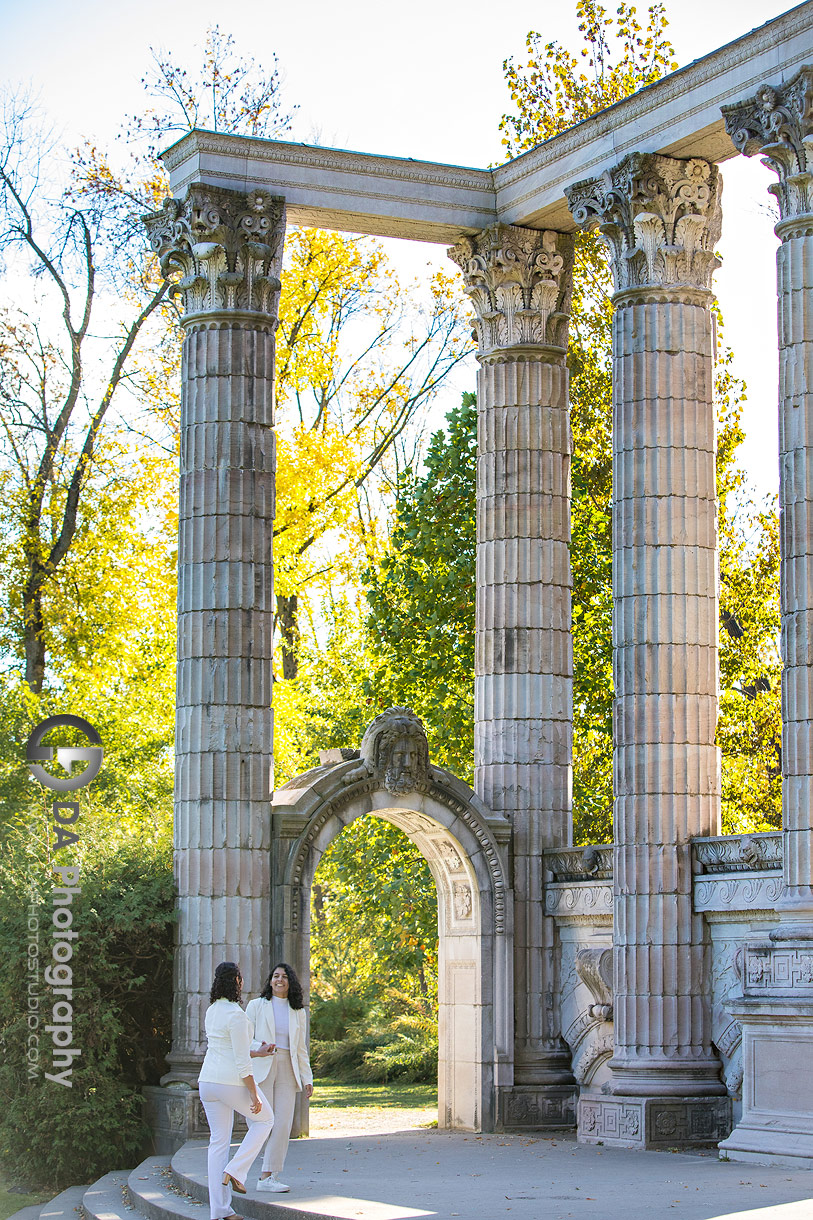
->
[310,1077,437,1110]
[0,1171,50,1220]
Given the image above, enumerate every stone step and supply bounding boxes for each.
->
[170,1138,437,1220]
[10,1184,88,1220]
[5,1203,46,1220]
[170,1142,338,1220]
[122,1157,209,1220]
[83,1169,143,1220]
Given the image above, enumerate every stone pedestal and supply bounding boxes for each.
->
[718,68,813,1166]
[142,185,285,1148]
[567,153,727,1145]
[449,225,577,1127]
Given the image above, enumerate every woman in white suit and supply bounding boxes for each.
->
[246,962,313,1193]
[198,962,274,1220]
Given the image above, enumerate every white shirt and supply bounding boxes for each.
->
[272,996,290,1048]
[198,998,254,1086]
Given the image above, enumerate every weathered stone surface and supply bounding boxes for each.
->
[568,155,725,1130]
[718,70,813,1165]
[143,187,284,1084]
[448,225,575,1116]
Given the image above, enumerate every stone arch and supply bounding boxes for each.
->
[270,718,513,1134]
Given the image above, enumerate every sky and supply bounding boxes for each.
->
[0,0,800,502]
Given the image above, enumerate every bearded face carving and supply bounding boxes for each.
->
[358,707,430,796]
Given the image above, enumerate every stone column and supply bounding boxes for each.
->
[719,69,813,1168]
[566,155,730,1148]
[723,71,813,926]
[449,225,577,1128]
[143,186,283,1097]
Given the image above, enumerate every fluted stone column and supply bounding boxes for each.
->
[724,71,813,925]
[719,69,813,1167]
[566,156,730,1148]
[144,186,284,1098]
[449,226,577,1128]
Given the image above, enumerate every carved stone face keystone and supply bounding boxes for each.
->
[358,706,431,796]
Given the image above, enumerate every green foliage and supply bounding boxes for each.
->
[308,815,439,1084]
[499,0,678,157]
[310,992,437,1084]
[311,815,437,1004]
[363,394,477,782]
[0,826,174,1190]
[715,340,782,832]
[273,595,374,785]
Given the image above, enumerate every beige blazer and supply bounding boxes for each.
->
[245,996,313,1091]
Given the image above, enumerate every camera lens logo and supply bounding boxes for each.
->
[26,715,103,793]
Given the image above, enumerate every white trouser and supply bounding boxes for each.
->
[199,1080,274,1219]
[258,1049,299,1173]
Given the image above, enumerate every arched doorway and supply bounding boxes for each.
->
[270,708,513,1133]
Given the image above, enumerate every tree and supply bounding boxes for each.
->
[0,96,174,694]
[363,394,477,782]
[361,0,783,844]
[499,0,677,157]
[272,228,471,679]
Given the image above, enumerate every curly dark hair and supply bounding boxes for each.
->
[210,961,243,1004]
[260,962,304,1010]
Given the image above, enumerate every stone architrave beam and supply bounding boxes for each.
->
[161,2,813,243]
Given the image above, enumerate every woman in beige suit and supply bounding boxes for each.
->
[246,962,313,1194]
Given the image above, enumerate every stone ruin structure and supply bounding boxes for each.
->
[143,1,813,1167]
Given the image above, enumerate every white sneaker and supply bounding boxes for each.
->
[256,1174,290,1193]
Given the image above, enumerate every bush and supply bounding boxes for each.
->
[310,991,437,1084]
[0,831,174,1190]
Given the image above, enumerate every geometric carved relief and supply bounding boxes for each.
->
[579,1096,732,1148]
[744,945,813,994]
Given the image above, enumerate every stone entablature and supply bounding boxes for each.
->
[693,833,783,875]
[160,6,813,239]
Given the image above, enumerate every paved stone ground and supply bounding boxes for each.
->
[307,1106,436,1136]
[174,1129,813,1220]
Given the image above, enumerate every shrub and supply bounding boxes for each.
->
[310,990,437,1084]
[0,831,174,1190]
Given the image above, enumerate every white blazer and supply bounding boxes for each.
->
[198,998,254,1086]
[245,996,313,1091]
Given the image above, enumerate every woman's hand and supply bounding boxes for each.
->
[249,1087,262,1115]
[305,1084,313,1099]
[251,1041,275,1058]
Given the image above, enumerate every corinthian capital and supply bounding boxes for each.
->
[565,153,722,296]
[722,67,813,223]
[144,184,285,322]
[448,225,573,358]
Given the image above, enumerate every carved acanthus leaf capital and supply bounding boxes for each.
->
[722,66,813,223]
[143,185,285,321]
[565,153,722,295]
[448,225,573,357]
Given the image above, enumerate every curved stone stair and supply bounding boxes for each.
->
[11,1140,418,1220]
